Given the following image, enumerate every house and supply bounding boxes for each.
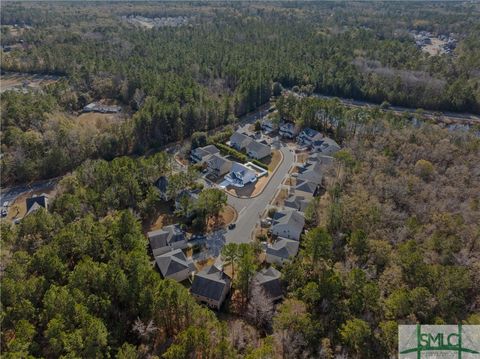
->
[270,209,305,241]
[25,194,49,216]
[83,102,121,114]
[224,162,257,187]
[190,265,231,310]
[155,176,169,200]
[206,154,232,178]
[295,179,320,197]
[155,249,195,282]
[298,128,323,146]
[246,140,271,160]
[312,137,341,155]
[284,194,311,212]
[253,267,283,301]
[306,153,334,166]
[266,237,300,266]
[279,122,298,139]
[261,118,278,133]
[229,131,253,151]
[148,224,187,256]
[190,145,220,163]
[297,161,323,185]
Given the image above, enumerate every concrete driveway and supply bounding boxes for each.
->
[225,144,295,243]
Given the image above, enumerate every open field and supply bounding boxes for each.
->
[76,111,126,128]
[0,72,61,93]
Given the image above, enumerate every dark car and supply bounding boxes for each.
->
[228,223,236,230]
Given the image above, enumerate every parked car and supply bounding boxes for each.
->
[228,223,236,230]
[1,208,7,217]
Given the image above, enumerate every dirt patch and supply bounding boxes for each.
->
[194,257,216,272]
[146,202,176,232]
[76,112,125,128]
[6,188,57,221]
[296,152,310,163]
[206,204,237,231]
[0,72,60,93]
[422,38,448,56]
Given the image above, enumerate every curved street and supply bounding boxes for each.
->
[225,144,295,244]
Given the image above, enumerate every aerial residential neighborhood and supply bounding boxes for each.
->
[1,2,479,358]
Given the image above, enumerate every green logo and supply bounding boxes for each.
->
[399,325,480,358]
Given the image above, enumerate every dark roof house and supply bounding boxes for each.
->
[190,265,231,310]
[190,145,220,163]
[253,267,283,301]
[155,249,195,282]
[284,194,311,212]
[25,194,49,216]
[266,237,300,265]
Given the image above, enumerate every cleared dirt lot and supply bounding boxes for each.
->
[0,72,60,93]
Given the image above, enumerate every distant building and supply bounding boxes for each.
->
[270,209,305,241]
[266,237,299,266]
[155,249,195,282]
[206,154,233,178]
[279,122,298,139]
[25,194,49,216]
[246,140,271,160]
[83,102,121,114]
[190,265,231,310]
[190,145,220,163]
[253,267,283,301]
[224,162,257,187]
[148,224,187,256]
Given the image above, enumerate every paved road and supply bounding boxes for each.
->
[225,144,295,244]
[0,178,59,208]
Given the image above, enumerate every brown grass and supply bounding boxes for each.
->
[264,149,282,171]
[76,112,124,128]
[225,175,269,198]
[146,202,176,232]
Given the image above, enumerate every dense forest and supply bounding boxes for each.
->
[1,2,480,358]
[2,1,480,184]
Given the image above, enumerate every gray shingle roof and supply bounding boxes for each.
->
[254,267,283,299]
[246,140,270,154]
[148,224,185,251]
[207,154,232,171]
[155,249,192,277]
[190,265,231,301]
[267,238,299,259]
[26,194,48,215]
[284,195,310,212]
[295,180,318,195]
[272,209,305,234]
[298,161,323,184]
[230,131,253,148]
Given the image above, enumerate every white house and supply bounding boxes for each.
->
[246,140,271,160]
[279,122,298,139]
[155,249,195,282]
[190,265,231,310]
[270,209,305,241]
[224,162,257,187]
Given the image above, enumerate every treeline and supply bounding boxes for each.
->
[2,2,480,117]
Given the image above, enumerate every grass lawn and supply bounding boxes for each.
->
[263,149,282,171]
